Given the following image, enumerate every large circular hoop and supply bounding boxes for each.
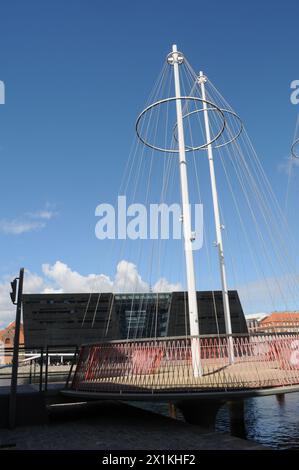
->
[291,138,299,159]
[135,96,226,153]
[173,108,243,150]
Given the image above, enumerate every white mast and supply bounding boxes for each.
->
[198,71,234,363]
[168,45,201,376]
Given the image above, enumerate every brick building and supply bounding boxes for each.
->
[0,321,24,364]
[258,312,299,333]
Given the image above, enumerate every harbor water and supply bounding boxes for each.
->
[132,392,299,450]
[2,365,299,449]
[215,392,299,450]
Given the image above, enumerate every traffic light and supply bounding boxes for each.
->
[10,278,18,305]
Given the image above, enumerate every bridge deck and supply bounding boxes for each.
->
[67,334,299,396]
[73,360,299,391]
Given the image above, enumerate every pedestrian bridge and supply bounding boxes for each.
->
[62,334,299,400]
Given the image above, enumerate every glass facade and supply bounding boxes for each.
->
[114,293,171,339]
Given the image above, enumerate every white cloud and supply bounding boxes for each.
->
[29,210,58,220]
[42,261,113,293]
[0,220,46,235]
[2,259,297,330]
[0,205,58,235]
[153,277,181,293]
[113,260,148,293]
[0,280,16,329]
[0,270,47,329]
[23,271,45,292]
[0,260,181,328]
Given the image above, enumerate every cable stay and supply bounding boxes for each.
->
[67,45,299,399]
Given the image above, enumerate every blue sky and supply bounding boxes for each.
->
[0,0,299,325]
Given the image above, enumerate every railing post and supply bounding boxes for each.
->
[39,348,43,392]
[29,359,32,385]
[65,346,79,389]
[45,346,49,392]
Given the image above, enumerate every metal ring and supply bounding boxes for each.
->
[135,96,226,153]
[173,108,243,150]
[166,50,184,65]
[291,138,299,159]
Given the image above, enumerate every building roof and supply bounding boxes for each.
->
[245,313,268,322]
[260,312,299,325]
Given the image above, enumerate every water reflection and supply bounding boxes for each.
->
[215,392,299,449]
[132,392,299,449]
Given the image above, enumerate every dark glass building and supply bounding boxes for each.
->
[22,290,248,348]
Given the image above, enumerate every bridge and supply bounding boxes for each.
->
[62,333,299,403]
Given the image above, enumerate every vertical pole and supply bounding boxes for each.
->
[9,267,24,429]
[198,71,234,363]
[170,44,201,376]
[39,348,44,392]
[45,346,49,392]
[65,346,78,389]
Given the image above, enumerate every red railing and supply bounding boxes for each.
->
[70,334,299,394]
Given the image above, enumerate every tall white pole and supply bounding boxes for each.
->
[169,45,201,377]
[198,71,234,363]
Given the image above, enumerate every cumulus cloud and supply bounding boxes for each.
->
[152,277,181,293]
[113,260,148,293]
[0,280,16,329]
[0,270,47,329]
[42,261,113,293]
[23,271,45,292]
[0,260,181,328]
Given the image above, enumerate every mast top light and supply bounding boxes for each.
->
[167,45,184,65]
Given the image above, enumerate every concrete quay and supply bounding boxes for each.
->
[0,400,266,450]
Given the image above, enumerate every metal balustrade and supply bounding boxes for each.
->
[69,334,299,394]
[0,345,78,391]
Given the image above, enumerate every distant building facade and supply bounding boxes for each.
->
[0,321,24,348]
[0,321,24,364]
[258,312,299,333]
[22,290,248,348]
[245,312,299,334]
[245,313,268,333]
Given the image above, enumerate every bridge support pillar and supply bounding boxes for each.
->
[168,402,177,419]
[276,393,285,405]
[176,399,224,430]
[228,399,246,439]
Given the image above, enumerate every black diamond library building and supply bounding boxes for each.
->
[22,291,248,348]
